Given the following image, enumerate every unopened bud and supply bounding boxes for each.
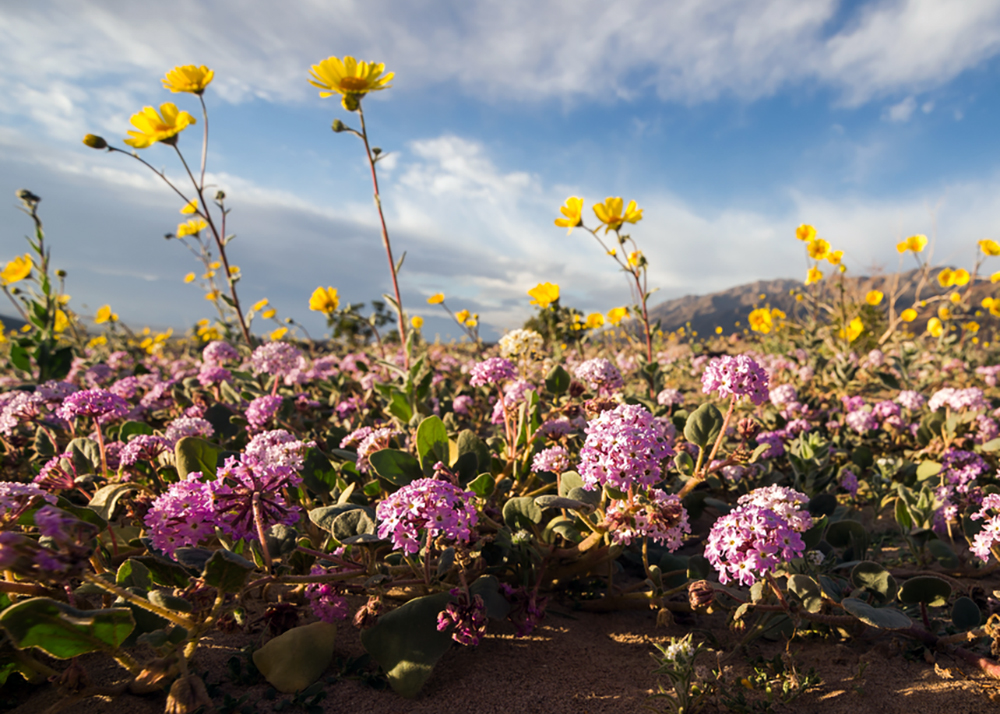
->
[737,417,760,442]
[688,579,716,612]
[82,134,108,149]
[55,269,67,278]
[215,190,226,201]
[16,189,40,206]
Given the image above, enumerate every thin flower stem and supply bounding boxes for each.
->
[81,573,195,630]
[198,95,209,188]
[357,104,408,369]
[251,493,273,573]
[172,145,253,348]
[91,417,110,479]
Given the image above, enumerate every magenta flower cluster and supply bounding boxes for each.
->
[469,357,516,387]
[578,403,673,492]
[970,494,1000,563]
[704,485,813,586]
[375,478,478,555]
[56,388,129,423]
[928,387,987,412]
[701,354,769,405]
[250,341,304,379]
[531,445,570,474]
[603,489,689,548]
[574,358,624,394]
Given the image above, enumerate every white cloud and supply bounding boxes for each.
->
[884,96,917,122]
[3,0,1000,144]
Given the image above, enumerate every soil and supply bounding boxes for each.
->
[4,598,999,714]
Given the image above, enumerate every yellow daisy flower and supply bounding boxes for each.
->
[162,65,214,95]
[123,103,196,149]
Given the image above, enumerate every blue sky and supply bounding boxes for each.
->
[3,0,1000,340]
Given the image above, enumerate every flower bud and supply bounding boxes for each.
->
[82,134,108,149]
[688,579,716,612]
[331,119,348,132]
[15,189,40,206]
[737,417,760,442]
[55,269,67,278]
[215,190,226,201]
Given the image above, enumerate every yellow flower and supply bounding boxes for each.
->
[748,308,773,334]
[411,316,424,329]
[554,197,584,234]
[964,321,980,334]
[984,297,1000,318]
[252,298,269,312]
[607,306,629,325]
[427,293,445,305]
[900,308,917,322]
[180,199,198,215]
[123,103,196,149]
[771,308,786,322]
[950,292,961,304]
[897,234,928,254]
[952,268,970,286]
[228,265,239,274]
[527,282,560,309]
[184,272,196,283]
[839,316,863,343]
[269,327,288,341]
[980,239,1000,256]
[927,317,944,337]
[715,326,723,334]
[262,308,277,319]
[865,290,883,306]
[991,271,1000,283]
[162,65,214,95]
[87,335,107,348]
[53,309,68,333]
[592,197,643,233]
[795,293,804,302]
[94,305,117,324]
[1,254,32,285]
[585,312,605,329]
[826,250,844,266]
[455,309,471,325]
[465,317,478,327]
[938,306,951,320]
[176,218,207,237]
[627,250,643,267]
[806,238,830,261]
[805,266,823,285]
[308,56,393,110]
[309,286,340,314]
[607,249,617,257]
[795,224,816,242]
[209,261,221,270]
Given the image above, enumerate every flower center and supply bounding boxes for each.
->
[339,77,371,92]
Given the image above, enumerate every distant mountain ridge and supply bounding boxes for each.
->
[647,268,981,337]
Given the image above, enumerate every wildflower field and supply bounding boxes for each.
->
[4,58,1000,714]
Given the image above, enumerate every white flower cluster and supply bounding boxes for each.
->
[499,328,543,359]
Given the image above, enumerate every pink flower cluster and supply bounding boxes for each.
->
[603,489,689,548]
[928,387,987,413]
[705,486,812,586]
[970,494,1000,563]
[469,357,516,387]
[531,445,570,474]
[574,358,624,394]
[375,478,478,555]
[701,354,769,405]
[579,403,673,492]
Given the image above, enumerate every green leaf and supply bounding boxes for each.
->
[175,437,218,480]
[203,549,255,593]
[916,461,942,481]
[927,539,959,569]
[850,561,897,604]
[894,497,913,531]
[88,483,137,522]
[544,365,571,395]
[456,430,491,474]
[10,344,31,372]
[467,473,494,499]
[502,497,543,530]
[253,622,338,693]
[416,416,448,473]
[119,421,154,440]
[951,596,981,630]
[558,471,584,497]
[360,590,454,697]
[980,438,1000,453]
[332,509,377,542]
[841,598,910,630]
[67,437,102,474]
[116,559,151,591]
[825,520,867,550]
[308,504,372,534]
[0,598,135,658]
[684,403,723,449]
[786,575,823,613]
[369,449,422,486]
[385,388,413,422]
[899,576,951,607]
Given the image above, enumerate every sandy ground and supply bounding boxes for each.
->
[4,600,999,714]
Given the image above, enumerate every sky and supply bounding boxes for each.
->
[3,0,1000,340]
